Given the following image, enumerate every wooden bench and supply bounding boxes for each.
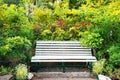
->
[31,41,97,72]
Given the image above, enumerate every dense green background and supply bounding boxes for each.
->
[0,0,120,79]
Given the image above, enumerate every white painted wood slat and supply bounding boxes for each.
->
[36,44,81,46]
[31,60,97,62]
[36,46,90,49]
[36,49,91,51]
[37,41,81,44]
[35,51,91,54]
[36,53,92,56]
[32,56,96,60]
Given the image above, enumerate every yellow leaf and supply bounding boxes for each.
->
[28,0,30,3]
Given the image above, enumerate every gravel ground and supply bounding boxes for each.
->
[32,78,96,80]
[31,67,96,80]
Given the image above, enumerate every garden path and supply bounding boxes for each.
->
[32,67,96,80]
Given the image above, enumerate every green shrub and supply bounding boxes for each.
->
[114,69,120,79]
[81,32,103,48]
[52,28,65,40]
[93,59,105,74]
[15,64,28,80]
[3,0,20,5]
[41,29,52,40]
[107,45,120,66]
[104,64,115,78]
[1,36,32,64]
[109,53,120,66]
[0,4,33,39]
[0,66,14,75]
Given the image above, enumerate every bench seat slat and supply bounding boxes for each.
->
[32,56,96,60]
[35,51,91,54]
[36,53,92,55]
[31,60,97,62]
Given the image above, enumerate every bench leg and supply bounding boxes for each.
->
[88,62,92,73]
[35,62,40,72]
[62,62,65,73]
[86,62,88,67]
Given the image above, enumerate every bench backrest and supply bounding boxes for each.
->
[35,41,92,56]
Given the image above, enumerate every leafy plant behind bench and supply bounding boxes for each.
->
[81,32,104,48]
[1,36,32,65]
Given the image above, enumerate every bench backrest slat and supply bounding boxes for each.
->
[37,41,82,43]
[35,51,91,54]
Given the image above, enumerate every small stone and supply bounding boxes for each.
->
[98,75,111,80]
[28,73,34,80]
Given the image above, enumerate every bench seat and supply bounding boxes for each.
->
[31,56,96,62]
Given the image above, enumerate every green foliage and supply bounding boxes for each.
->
[0,36,31,64]
[107,45,120,66]
[103,64,114,78]
[0,4,33,39]
[15,64,28,79]
[41,29,52,40]
[95,49,107,60]
[93,59,106,74]
[0,4,33,64]
[54,1,65,19]
[0,66,13,75]
[6,36,31,51]
[81,32,103,48]
[0,0,3,4]
[69,0,86,9]
[109,53,120,66]
[114,69,120,79]
[3,0,20,5]
[69,27,79,40]
[52,28,65,40]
